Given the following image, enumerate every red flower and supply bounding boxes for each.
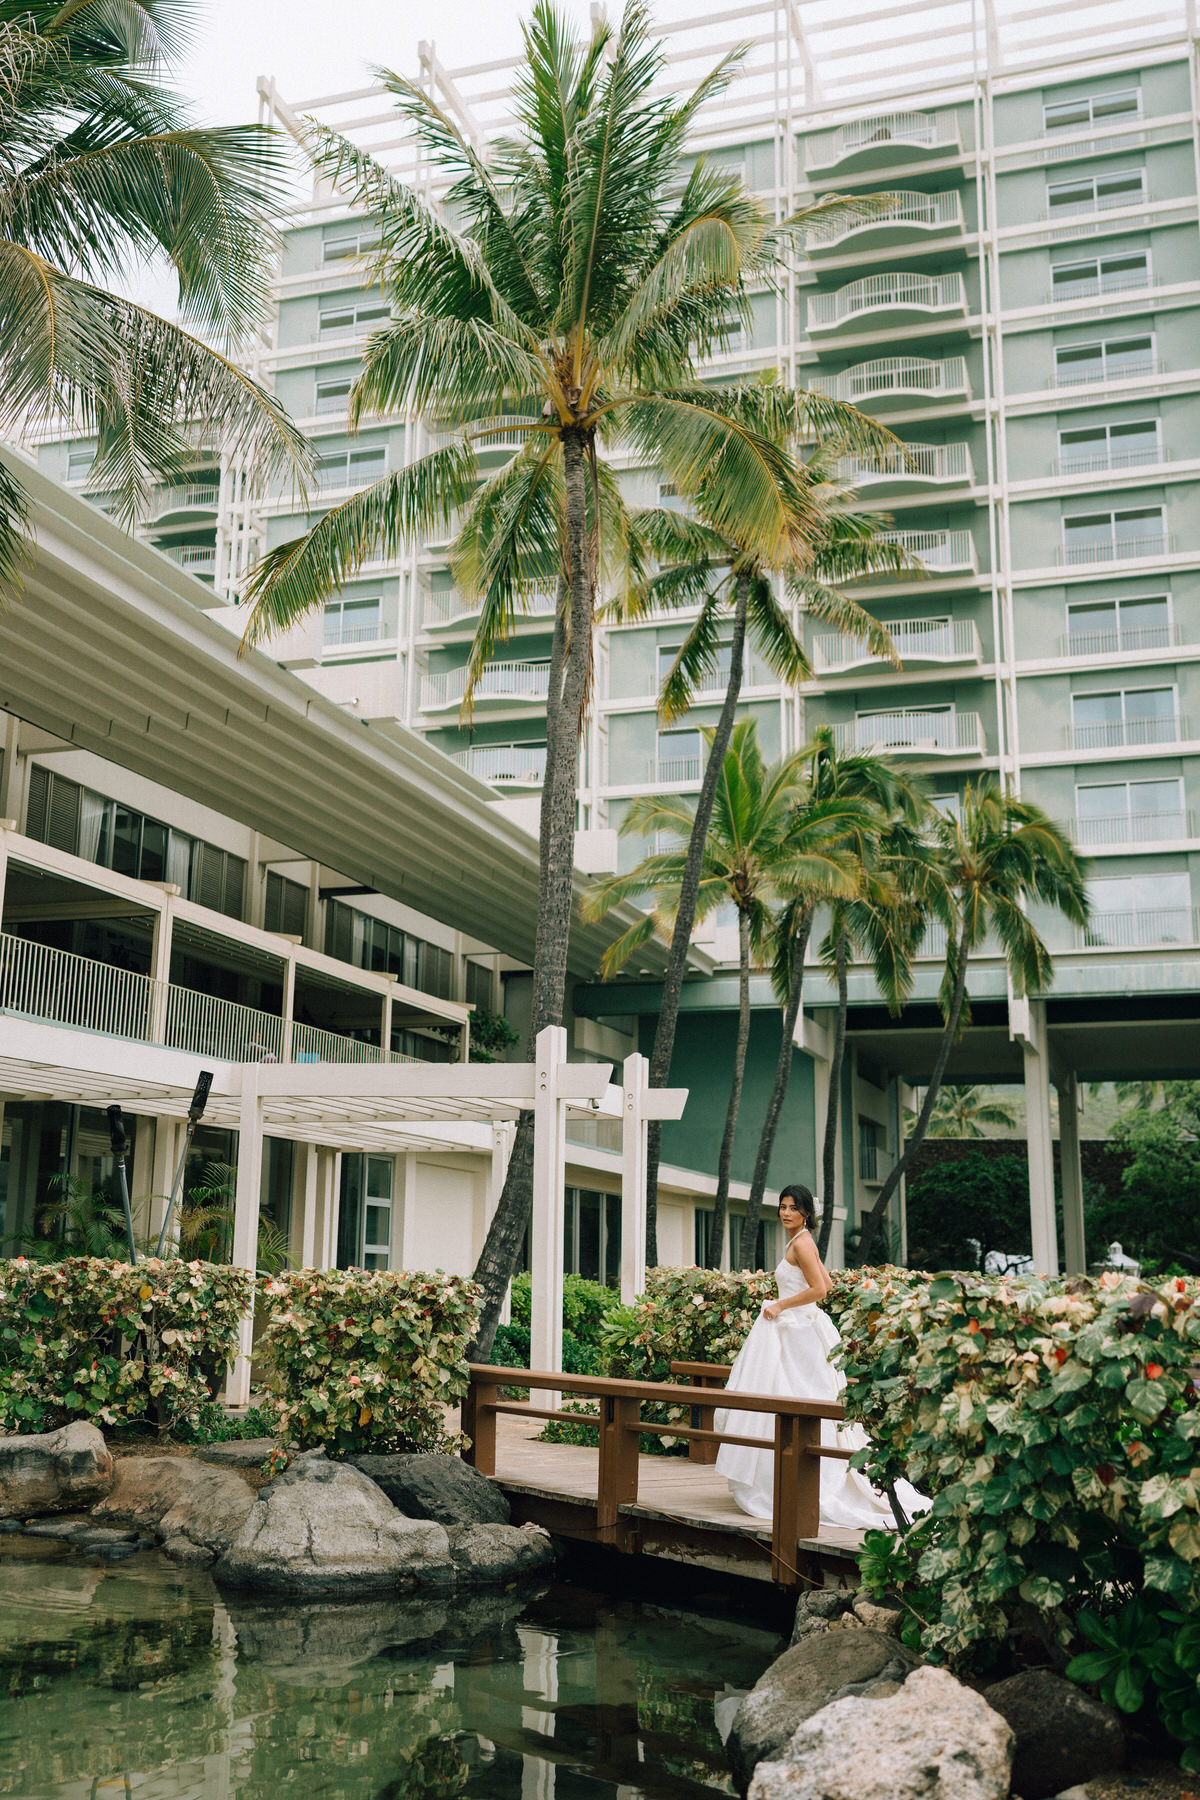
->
[1054,1347,1068,1365]
[967,1319,981,1335]
[1146,1362,1164,1379]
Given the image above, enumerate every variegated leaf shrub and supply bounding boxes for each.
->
[259,1267,480,1455]
[0,1256,251,1434]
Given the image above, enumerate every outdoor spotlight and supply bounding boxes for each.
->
[188,1071,213,1121]
[106,1103,128,1156]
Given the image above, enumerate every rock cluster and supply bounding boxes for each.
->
[0,1422,113,1518]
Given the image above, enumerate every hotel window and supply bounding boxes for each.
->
[464,960,494,1011]
[322,223,380,263]
[264,871,308,937]
[1058,419,1159,474]
[314,374,355,415]
[563,1187,621,1286]
[322,592,383,646]
[1062,506,1165,562]
[1054,333,1155,386]
[1070,685,1177,750]
[1051,252,1149,302]
[318,299,390,339]
[337,1153,393,1271]
[1044,88,1141,132]
[1085,873,1193,947]
[657,641,732,684]
[655,728,702,778]
[316,446,387,492]
[1075,778,1186,847]
[325,900,455,1000]
[1047,168,1145,215]
[858,1117,884,1182]
[1065,594,1170,655]
[66,447,96,481]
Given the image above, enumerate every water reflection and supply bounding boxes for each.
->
[0,1536,778,1799]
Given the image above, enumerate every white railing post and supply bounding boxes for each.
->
[530,1024,567,1380]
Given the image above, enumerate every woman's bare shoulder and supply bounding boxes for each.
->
[786,1228,814,1264]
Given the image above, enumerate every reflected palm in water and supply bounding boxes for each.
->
[0,1538,778,1799]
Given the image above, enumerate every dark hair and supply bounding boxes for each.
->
[777,1184,817,1231]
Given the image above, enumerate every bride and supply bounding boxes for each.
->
[715,1183,928,1530]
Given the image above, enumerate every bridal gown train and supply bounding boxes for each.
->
[714,1250,929,1529]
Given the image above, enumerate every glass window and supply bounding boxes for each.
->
[317,447,387,492]
[1066,594,1170,654]
[66,448,96,480]
[1071,686,1177,748]
[656,728,702,777]
[1058,419,1158,472]
[1076,778,1184,845]
[322,224,380,263]
[314,376,355,415]
[1054,334,1155,386]
[1085,873,1192,946]
[323,593,382,646]
[1048,169,1144,213]
[1063,507,1165,562]
[1051,253,1149,299]
[318,300,390,339]
[1044,88,1140,131]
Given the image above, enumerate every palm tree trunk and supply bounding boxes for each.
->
[738,904,814,1266]
[853,921,971,1266]
[817,927,850,1261]
[468,432,593,1358]
[645,571,751,1266]
[708,907,752,1270]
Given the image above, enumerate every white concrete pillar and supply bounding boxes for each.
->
[1017,999,1059,1275]
[0,821,10,923]
[619,1053,649,1303]
[227,1073,262,1406]
[380,979,394,1062]
[147,1115,186,1249]
[530,1025,567,1377]
[313,1146,340,1268]
[294,1142,319,1267]
[147,895,176,1044]
[281,955,297,1063]
[0,714,23,826]
[1058,1072,1086,1276]
[392,1150,422,1272]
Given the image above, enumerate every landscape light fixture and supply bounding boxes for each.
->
[106,1104,138,1264]
[154,1071,215,1258]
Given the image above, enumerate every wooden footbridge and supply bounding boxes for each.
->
[461,1363,866,1589]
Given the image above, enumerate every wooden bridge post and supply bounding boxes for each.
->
[461,1371,498,1476]
[772,1412,821,1584]
[596,1392,641,1543]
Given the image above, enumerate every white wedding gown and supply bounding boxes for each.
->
[715,1246,929,1529]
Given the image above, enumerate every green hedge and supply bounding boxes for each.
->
[259,1267,480,1455]
[0,1256,251,1435]
[833,1263,1200,1767]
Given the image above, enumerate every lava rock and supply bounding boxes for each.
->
[21,1516,90,1540]
[852,1596,904,1637]
[93,1456,254,1557]
[789,1587,855,1644]
[73,1527,139,1551]
[194,1439,281,1469]
[214,1457,453,1597]
[447,1522,554,1583]
[748,1664,1014,1800]
[348,1452,510,1526]
[161,1534,216,1566]
[729,1627,922,1793]
[984,1669,1125,1800]
[0,1422,113,1519]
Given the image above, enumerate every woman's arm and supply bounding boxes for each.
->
[762,1232,832,1318]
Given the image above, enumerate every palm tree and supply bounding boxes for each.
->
[0,0,313,586]
[239,1,897,1353]
[854,782,1089,1265]
[615,442,912,1260]
[585,718,862,1266]
[923,1084,1019,1138]
[739,734,929,1266]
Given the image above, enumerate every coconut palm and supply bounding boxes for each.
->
[924,1084,1019,1138]
[854,782,1089,1265]
[240,1,897,1352]
[614,444,914,1260]
[737,734,929,1266]
[0,0,313,586]
[585,718,863,1266]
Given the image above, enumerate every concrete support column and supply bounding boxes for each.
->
[0,714,23,826]
[1016,998,1059,1275]
[392,1150,421,1272]
[380,981,393,1063]
[0,821,10,924]
[620,1053,649,1304]
[294,1143,319,1267]
[530,1025,567,1378]
[1058,1071,1087,1276]
[147,1115,186,1248]
[281,955,296,1063]
[147,895,176,1044]
[312,1146,340,1269]
[227,1074,262,1406]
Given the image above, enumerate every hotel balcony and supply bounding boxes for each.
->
[1059,532,1172,567]
[1081,908,1198,950]
[838,441,973,494]
[809,355,970,410]
[162,546,216,582]
[1075,810,1194,848]
[808,271,968,336]
[147,482,219,522]
[421,661,551,712]
[1059,623,1181,658]
[321,617,386,650]
[1053,444,1165,479]
[645,754,704,785]
[813,617,981,674]
[423,589,557,632]
[1065,715,1187,753]
[833,710,985,756]
[805,110,962,176]
[451,744,548,787]
[869,528,978,576]
[808,190,965,253]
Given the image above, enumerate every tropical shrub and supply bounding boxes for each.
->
[0,1256,251,1434]
[490,1322,602,1379]
[507,1272,622,1345]
[259,1267,480,1455]
[835,1263,1200,1764]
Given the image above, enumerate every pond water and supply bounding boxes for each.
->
[0,1535,782,1799]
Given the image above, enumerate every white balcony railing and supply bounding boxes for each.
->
[1075,810,1194,847]
[1081,908,1199,949]
[872,528,977,574]
[1044,188,1149,222]
[809,190,964,247]
[835,711,984,755]
[423,589,556,629]
[1052,356,1160,390]
[806,110,960,171]
[163,988,284,1063]
[163,546,216,576]
[1048,271,1158,304]
[322,618,383,649]
[0,934,153,1041]
[314,390,352,415]
[292,1023,408,1065]
[813,617,980,673]
[809,355,970,405]
[148,483,219,519]
[316,462,385,494]
[838,442,972,486]
[452,744,548,785]
[647,755,705,784]
[1061,533,1172,566]
[1055,443,1163,477]
[421,661,551,710]
[1060,623,1180,658]
[1066,714,1187,752]
[808,271,966,331]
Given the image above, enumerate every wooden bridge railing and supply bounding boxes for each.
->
[462,1363,847,1584]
